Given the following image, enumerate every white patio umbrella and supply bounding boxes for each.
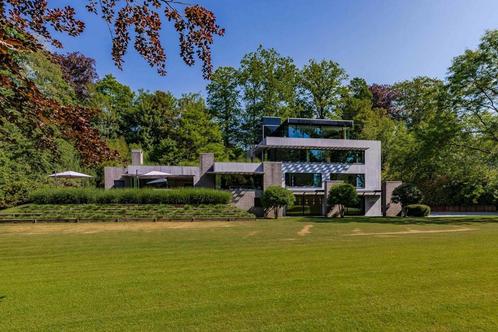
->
[146,178,168,185]
[139,171,171,178]
[49,171,93,178]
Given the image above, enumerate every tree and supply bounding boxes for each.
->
[127,90,177,151]
[20,50,77,106]
[262,186,294,219]
[299,59,347,119]
[448,30,498,144]
[53,52,98,100]
[391,183,423,208]
[2,0,224,78]
[369,84,401,119]
[327,183,359,218]
[174,94,226,163]
[206,66,242,148]
[92,74,135,139]
[239,46,300,146]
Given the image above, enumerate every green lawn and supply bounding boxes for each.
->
[1,217,498,331]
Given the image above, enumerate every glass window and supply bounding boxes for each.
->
[330,173,365,188]
[215,174,263,190]
[265,149,364,164]
[285,173,322,187]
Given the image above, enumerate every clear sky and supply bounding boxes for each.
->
[56,0,498,96]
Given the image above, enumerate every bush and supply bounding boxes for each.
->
[405,204,431,217]
[262,186,294,219]
[29,188,231,205]
[392,183,423,207]
[327,183,359,218]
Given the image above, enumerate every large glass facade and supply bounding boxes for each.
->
[265,149,364,163]
[330,173,365,188]
[285,173,322,187]
[215,174,263,190]
[273,123,351,139]
[286,194,323,216]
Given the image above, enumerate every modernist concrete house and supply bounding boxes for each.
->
[105,117,401,217]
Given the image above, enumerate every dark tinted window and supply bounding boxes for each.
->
[285,173,322,187]
[215,174,263,190]
[330,173,365,188]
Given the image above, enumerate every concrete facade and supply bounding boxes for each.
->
[104,117,394,217]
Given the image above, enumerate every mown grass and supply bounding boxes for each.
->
[1,204,255,221]
[1,217,498,331]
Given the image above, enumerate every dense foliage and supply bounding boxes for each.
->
[327,184,359,218]
[391,183,424,207]
[262,186,294,219]
[30,188,231,205]
[1,0,224,78]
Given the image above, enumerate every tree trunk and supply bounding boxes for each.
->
[274,206,278,219]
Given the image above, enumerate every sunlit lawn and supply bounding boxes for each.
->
[1,217,498,331]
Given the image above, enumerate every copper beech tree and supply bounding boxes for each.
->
[1,0,224,78]
[0,0,223,166]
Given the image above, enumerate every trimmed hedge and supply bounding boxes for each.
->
[405,204,431,217]
[29,188,231,205]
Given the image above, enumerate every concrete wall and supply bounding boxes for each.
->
[382,181,403,216]
[197,153,215,187]
[230,189,264,217]
[104,167,126,189]
[365,195,382,216]
[262,162,284,217]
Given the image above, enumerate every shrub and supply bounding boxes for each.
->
[327,183,359,218]
[262,186,294,219]
[405,204,431,217]
[392,183,423,207]
[29,188,231,205]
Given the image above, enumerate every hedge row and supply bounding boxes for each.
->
[29,188,232,205]
[405,204,431,217]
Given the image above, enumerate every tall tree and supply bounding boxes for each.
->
[369,84,401,119]
[206,66,242,147]
[92,74,135,139]
[448,29,498,144]
[53,52,98,100]
[127,90,177,151]
[299,59,347,119]
[239,46,300,146]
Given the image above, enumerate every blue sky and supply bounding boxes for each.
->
[56,0,498,96]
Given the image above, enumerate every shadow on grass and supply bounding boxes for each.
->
[289,216,498,225]
[0,295,5,302]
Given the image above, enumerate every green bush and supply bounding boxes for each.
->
[327,183,359,218]
[405,204,431,217]
[29,188,231,205]
[262,186,294,219]
[392,183,424,207]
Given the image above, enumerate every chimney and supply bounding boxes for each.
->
[131,149,143,165]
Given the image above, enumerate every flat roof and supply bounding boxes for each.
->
[284,118,354,128]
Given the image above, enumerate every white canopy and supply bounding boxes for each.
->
[146,178,168,185]
[49,171,93,178]
[139,171,172,178]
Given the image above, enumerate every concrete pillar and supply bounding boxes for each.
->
[382,181,403,216]
[104,167,126,189]
[365,195,382,216]
[262,162,284,218]
[197,153,215,187]
[131,149,143,166]
[262,162,282,189]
